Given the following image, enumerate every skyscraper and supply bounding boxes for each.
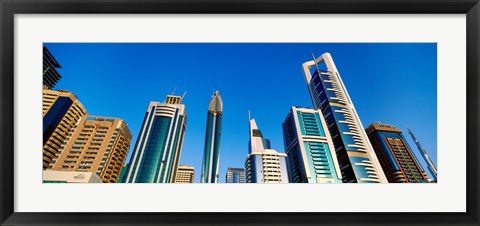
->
[245,117,289,183]
[408,128,437,181]
[226,168,245,183]
[366,123,429,183]
[175,165,195,183]
[123,95,187,183]
[43,46,62,89]
[282,106,342,183]
[302,52,387,183]
[201,91,223,183]
[48,116,132,183]
[43,88,87,169]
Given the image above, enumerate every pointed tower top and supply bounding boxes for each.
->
[208,90,223,114]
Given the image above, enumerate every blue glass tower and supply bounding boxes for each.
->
[123,95,187,183]
[201,91,223,183]
[302,52,387,183]
[282,106,342,183]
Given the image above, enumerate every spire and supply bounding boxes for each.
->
[408,128,437,180]
[208,90,223,114]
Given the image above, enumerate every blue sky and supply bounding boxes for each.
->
[45,43,437,182]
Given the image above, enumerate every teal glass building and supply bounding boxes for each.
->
[201,91,223,183]
[123,95,187,183]
[282,106,342,183]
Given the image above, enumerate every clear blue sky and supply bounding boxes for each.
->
[45,43,437,182]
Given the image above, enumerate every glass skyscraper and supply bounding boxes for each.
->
[366,123,429,183]
[302,52,387,183]
[201,91,223,183]
[408,128,437,181]
[245,117,289,183]
[282,106,342,183]
[123,95,187,183]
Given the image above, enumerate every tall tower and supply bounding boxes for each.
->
[123,95,187,183]
[201,91,223,183]
[245,117,289,183]
[282,106,342,183]
[408,128,437,181]
[48,116,132,183]
[302,52,387,183]
[43,88,87,169]
[366,123,429,183]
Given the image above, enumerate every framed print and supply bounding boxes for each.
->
[1,0,479,225]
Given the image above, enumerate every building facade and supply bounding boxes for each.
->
[302,52,387,183]
[43,88,87,169]
[175,165,195,183]
[245,118,289,183]
[201,91,223,183]
[123,95,187,183]
[366,123,429,183]
[43,46,63,89]
[282,106,342,183]
[226,168,245,183]
[48,116,132,183]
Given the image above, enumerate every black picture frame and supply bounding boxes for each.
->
[1,0,479,225]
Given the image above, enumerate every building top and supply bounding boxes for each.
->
[165,95,182,105]
[43,46,62,68]
[248,149,288,157]
[366,122,402,134]
[178,165,194,170]
[208,90,223,114]
[227,167,244,171]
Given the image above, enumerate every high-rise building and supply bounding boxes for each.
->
[48,116,132,183]
[226,168,245,183]
[43,88,87,169]
[201,91,223,183]
[43,46,62,89]
[408,128,437,181]
[245,117,289,183]
[302,52,387,183]
[282,106,342,183]
[366,123,429,183]
[123,95,187,183]
[175,165,195,183]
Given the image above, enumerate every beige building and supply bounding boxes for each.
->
[43,170,102,183]
[175,165,195,183]
[43,88,87,169]
[48,116,132,183]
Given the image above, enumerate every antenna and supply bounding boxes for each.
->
[248,110,251,121]
[171,86,177,95]
[181,91,187,99]
[312,52,320,72]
